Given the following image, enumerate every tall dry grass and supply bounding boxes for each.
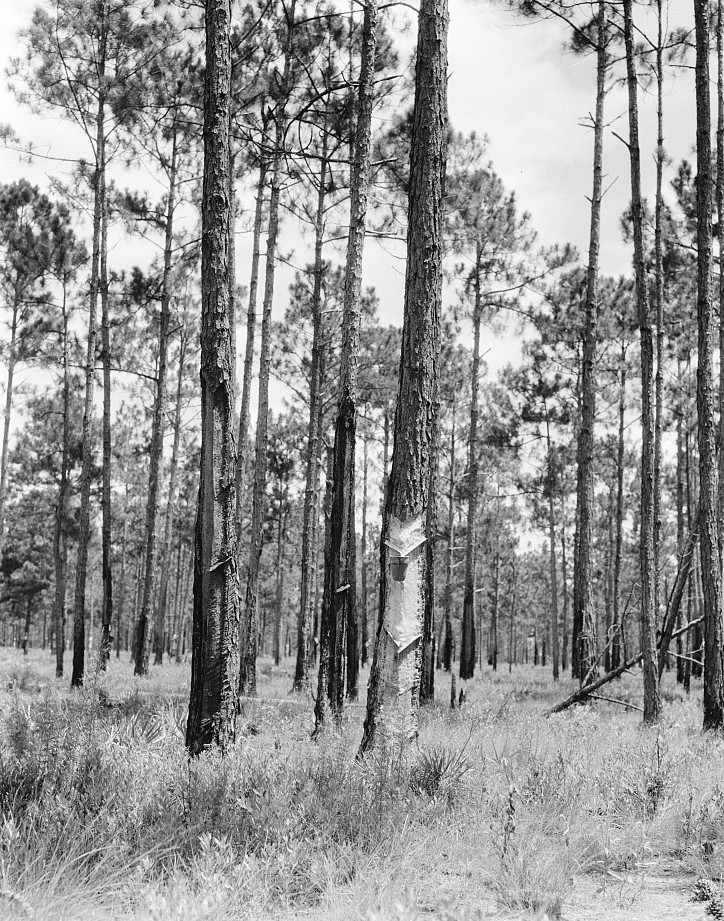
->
[0,648,721,919]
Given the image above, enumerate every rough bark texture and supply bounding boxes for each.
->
[460,299,480,680]
[53,291,70,677]
[294,134,328,694]
[546,419,560,680]
[0,301,17,565]
[100,199,113,667]
[240,2,296,697]
[360,0,447,753]
[612,357,626,670]
[315,0,378,729]
[136,135,177,674]
[71,49,106,689]
[360,431,370,665]
[694,0,724,730]
[235,158,266,544]
[186,0,241,755]
[653,0,665,625]
[442,399,456,671]
[156,330,187,663]
[623,0,661,723]
[573,0,605,684]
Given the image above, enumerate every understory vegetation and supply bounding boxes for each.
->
[1,649,721,920]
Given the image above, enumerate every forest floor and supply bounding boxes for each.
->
[0,649,722,920]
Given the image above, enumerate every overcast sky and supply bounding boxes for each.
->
[0,0,699,384]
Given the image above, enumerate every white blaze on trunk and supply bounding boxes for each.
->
[375,513,427,740]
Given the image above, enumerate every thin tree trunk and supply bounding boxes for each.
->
[72,40,106,688]
[443,398,456,670]
[273,498,286,667]
[612,355,626,670]
[573,0,606,683]
[236,156,267,542]
[694,0,724,729]
[100,196,113,667]
[0,299,18,562]
[561,509,569,672]
[545,416,560,680]
[294,130,329,694]
[623,0,661,722]
[186,0,241,755]
[136,133,178,674]
[361,429,370,665]
[360,0,447,751]
[241,0,296,697]
[653,0,665,625]
[155,328,187,663]
[116,496,128,660]
[315,0,378,725]
[53,288,70,677]
[460,292,481,680]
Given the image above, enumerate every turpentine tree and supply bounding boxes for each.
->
[360,0,448,752]
[186,0,241,755]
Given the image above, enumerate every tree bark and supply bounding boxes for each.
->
[294,123,329,694]
[135,132,178,674]
[240,0,296,697]
[315,0,378,728]
[443,398,456,670]
[573,0,606,684]
[694,0,724,730]
[236,156,266,544]
[545,416,560,680]
[460,287,481,680]
[100,194,113,667]
[612,355,626,670]
[155,328,187,663]
[653,0,665,626]
[360,0,447,752]
[186,0,241,755]
[623,0,661,723]
[71,31,106,688]
[361,429,370,665]
[0,299,18,563]
[53,287,70,677]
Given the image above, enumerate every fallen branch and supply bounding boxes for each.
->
[548,615,703,715]
[658,506,700,678]
[588,694,643,712]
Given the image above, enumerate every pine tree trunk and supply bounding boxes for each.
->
[612,356,626,670]
[274,500,286,667]
[623,0,661,722]
[694,0,724,729]
[653,0,665,624]
[53,289,70,677]
[240,0,296,697]
[360,430,370,665]
[546,418,560,680]
[236,157,266,543]
[155,329,187,662]
[186,0,241,755]
[676,363,686,683]
[100,197,113,667]
[443,399,456,671]
[135,135,178,674]
[360,0,447,752]
[573,0,606,684]
[0,299,18,563]
[71,53,106,688]
[460,291,481,680]
[718,0,724,582]
[315,0,378,727]
[116,496,128,659]
[294,136,329,693]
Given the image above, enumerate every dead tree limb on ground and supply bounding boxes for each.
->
[548,615,703,715]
